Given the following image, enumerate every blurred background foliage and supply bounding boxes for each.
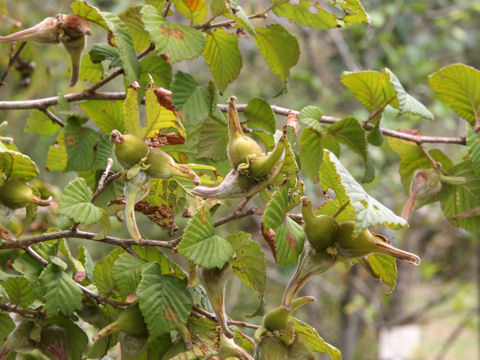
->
[1,0,479,359]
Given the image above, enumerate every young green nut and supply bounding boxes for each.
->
[0,179,52,209]
[124,171,150,243]
[198,262,234,339]
[336,221,421,265]
[119,332,149,360]
[301,196,339,251]
[227,96,263,170]
[144,147,200,185]
[218,333,255,360]
[254,335,289,360]
[263,296,314,332]
[239,135,286,179]
[110,130,148,169]
[282,244,337,309]
[93,304,147,341]
[288,334,316,360]
[39,324,68,360]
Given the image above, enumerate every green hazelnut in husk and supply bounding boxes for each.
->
[227,96,286,180]
[93,304,147,341]
[0,179,52,209]
[39,324,68,360]
[144,147,200,185]
[282,244,336,309]
[254,335,289,360]
[288,334,316,360]
[301,196,339,251]
[110,130,148,169]
[336,221,420,265]
[217,333,254,360]
[198,262,234,339]
[119,332,149,360]
[227,96,263,169]
[263,296,314,332]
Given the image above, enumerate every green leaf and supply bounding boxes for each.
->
[93,135,120,171]
[173,0,207,25]
[133,245,187,279]
[71,1,109,30]
[172,71,210,125]
[64,122,100,172]
[206,0,228,18]
[466,124,480,177]
[428,64,480,128]
[24,109,61,135]
[39,264,83,316]
[254,25,299,83]
[298,106,324,132]
[12,253,44,281]
[203,28,242,93]
[112,254,147,298]
[388,137,452,191]
[292,318,341,360]
[1,277,35,308]
[385,68,434,121]
[320,149,407,234]
[89,43,121,69]
[162,317,221,359]
[244,97,276,134]
[124,86,142,138]
[177,206,234,268]
[367,254,397,294]
[142,5,206,63]
[93,248,124,296]
[226,232,266,304]
[0,144,39,181]
[274,217,305,266]
[57,178,104,225]
[0,313,15,347]
[226,0,256,34]
[137,264,193,338]
[273,0,338,29]
[79,53,103,82]
[47,315,88,360]
[197,119,228,160]
[46,131,68,172]
[328,117,370,181]
[119,6,152,51]
[341,69,397,122]
[139,55,172,91]
[79,100,125,134]
[300,128,322,183]
[102,12,141,84]
[336,0,370,25]
[263,186,305,265]
[142,88,186,139]
[440,159,480,233]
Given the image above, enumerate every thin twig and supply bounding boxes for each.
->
[0,303,44,318]
[39,107,66,127]
[25,246,49,266]
[194,12,268,30]
[76,284,130,308]
[193,306,260,329]
[419,144,440,169]
[92,171,122,203]
[0,41,26,87]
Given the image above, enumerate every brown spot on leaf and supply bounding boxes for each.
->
[287,232,296,248]
[159,25,184,40]
[164,307,177,322]
[261,223,277,260]
[65,134,76,145]
[286,112,298,134]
